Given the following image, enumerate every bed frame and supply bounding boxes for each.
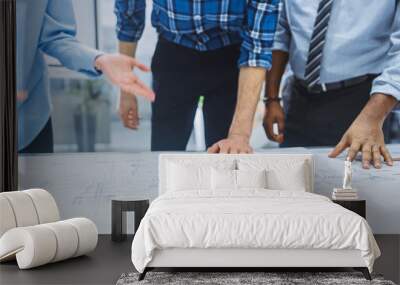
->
[138,154,372,281]
[139,249,371,280]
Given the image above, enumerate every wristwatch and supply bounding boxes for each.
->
[263,97,282,105]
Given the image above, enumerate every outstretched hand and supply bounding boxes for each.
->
[329,116,393,169]
[207,134,253,154]
[95,54,155,101]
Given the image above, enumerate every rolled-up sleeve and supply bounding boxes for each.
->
[238,0,280,69]
[115,0,146,42]
[272,0,290,52]
[371,5,400,101]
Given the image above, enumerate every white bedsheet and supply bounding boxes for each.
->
[131,190,380,273]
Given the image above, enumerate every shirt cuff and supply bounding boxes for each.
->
[79,48,104,78]
[117,30,142,43]
[371,79,400,101]
[238,50,272,69]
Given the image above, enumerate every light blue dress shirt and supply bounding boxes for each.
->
[273,0,400,100]
[17,0,102,150]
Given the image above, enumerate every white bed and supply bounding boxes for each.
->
[131,154,380,280]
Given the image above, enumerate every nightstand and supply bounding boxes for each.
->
[332,199,366,219]
[111,199,149,242]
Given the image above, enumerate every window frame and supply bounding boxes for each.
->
[0,0,18,192]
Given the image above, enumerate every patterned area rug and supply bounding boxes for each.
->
[116,272,396,285]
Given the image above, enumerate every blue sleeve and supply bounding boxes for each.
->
[115,0,146,42]
[371,4,400,101]
[272,0,291,52]
[38,0,103,77]
[238,0,280,69]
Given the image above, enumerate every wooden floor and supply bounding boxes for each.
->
[0,235,398,285]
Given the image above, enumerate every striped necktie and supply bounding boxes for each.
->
[304,0,334,88]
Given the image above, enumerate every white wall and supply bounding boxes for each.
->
[18,145,400,234]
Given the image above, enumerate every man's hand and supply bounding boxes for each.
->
[263,101,285,144]
[95,54,155,101]
[329,93,397,169]
[329,118,392,169]
[207,134,253,154]
[119,92,139,129]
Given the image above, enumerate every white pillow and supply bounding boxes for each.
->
[211,169,236,190]
[237,169,268,189]
[167,160,236,191]
[238,159,308,191]
[211,169,268,190]
[266,167,306,191]
[167,163,209,191]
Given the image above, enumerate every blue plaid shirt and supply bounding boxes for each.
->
[115,0,280,69]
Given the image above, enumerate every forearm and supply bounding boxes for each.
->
[229,67,267,139]
[118,41,139,99]
[267,50,289,98]
[357,94,398,125]
[119,41,138,58]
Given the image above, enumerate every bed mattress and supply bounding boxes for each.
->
[131,190,380,273]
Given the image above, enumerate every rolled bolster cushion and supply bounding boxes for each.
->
[0,218,98,269]
[0,191,39,228]
[23,189,60,224]
[0,225,57,268]
[0,189,60,237]
[42,221,79,263]
[64,218,98,257]
[0,196,17,237]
